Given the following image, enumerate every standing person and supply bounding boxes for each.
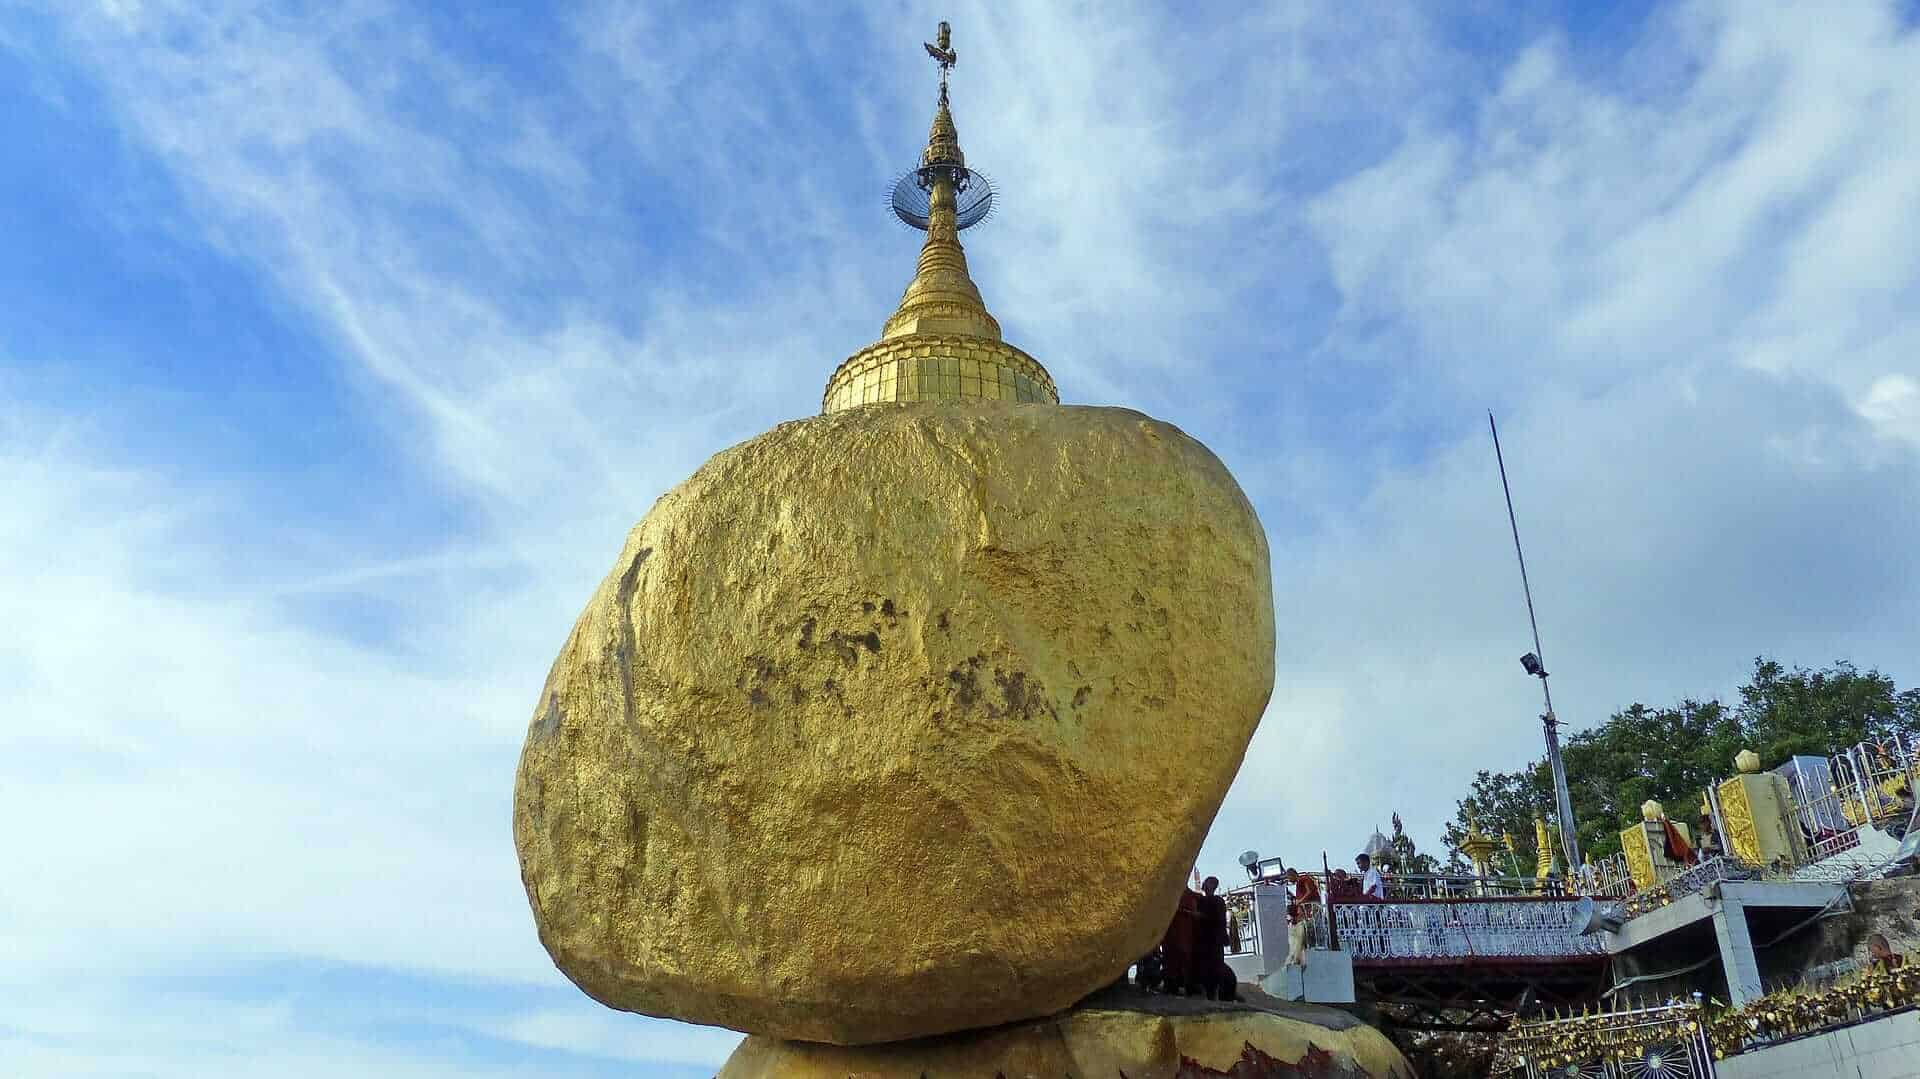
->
[1193,876,1236,1000]
[1357,853,1386,900]
[1283,868,1321,968]
[1696,813,1723,861]
[1159,887,1198,995]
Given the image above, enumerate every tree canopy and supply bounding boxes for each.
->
[1440,657,1919,868]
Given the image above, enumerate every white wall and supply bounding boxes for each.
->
[1717,1011,1920,1079]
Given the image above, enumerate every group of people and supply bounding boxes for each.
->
[1132,876,1239,1000]
[1133,852,1397,996]
[1325,853,1389,901]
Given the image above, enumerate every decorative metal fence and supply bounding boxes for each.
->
[1796,734,1917,854]
[1499,1000,1716,1078]
[1369,871,1628,900]
[1331,898,1607,961]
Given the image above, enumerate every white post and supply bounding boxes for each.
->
[1712,894,1764,1006]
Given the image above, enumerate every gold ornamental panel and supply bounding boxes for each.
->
[1717,777,1761,864]
[1620,824,1655,890]
[822,333,1059,412]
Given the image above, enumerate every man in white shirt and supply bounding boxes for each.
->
[1356,853,1386,900]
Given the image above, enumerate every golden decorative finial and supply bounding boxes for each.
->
[821,20,1058,412]
[924,22,955,84]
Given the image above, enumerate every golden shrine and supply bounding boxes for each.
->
[1619,799,1694,891]
[1716,748,1810,868]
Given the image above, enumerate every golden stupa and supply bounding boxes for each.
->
[513,19,1284,1052]
[820,21,1055,413]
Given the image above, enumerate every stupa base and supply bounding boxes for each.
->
[717,984,1412,1078]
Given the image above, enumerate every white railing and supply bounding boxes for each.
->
[1329,898,1607,960]
[1371,871,1626,899]
[1656,854,1758,899]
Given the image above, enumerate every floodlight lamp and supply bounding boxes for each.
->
[1238,850,1262,880]
[1520,652,1546,677]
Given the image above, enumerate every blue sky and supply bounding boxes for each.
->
[4,2,1918,1075]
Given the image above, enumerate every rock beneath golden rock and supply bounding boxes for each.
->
[513,402,1274,1044]
[718,989,1413,1078]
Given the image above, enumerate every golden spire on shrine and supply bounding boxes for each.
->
[821,20,1058,413]
[1461,810,1499,879]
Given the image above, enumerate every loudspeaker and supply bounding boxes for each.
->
[1572,896,1625,937]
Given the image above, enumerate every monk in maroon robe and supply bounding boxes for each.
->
[1159,887,1200,994]
[1193,876,1237,1000]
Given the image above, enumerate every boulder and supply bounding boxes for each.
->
[513,402,1274,1043]
[717,989,1413,1078]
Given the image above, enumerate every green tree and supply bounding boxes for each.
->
[1737,658,1920,762]
[1439,767,1552,875]
[1440,657,1917,868]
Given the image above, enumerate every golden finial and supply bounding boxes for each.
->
[821,20,1058,412]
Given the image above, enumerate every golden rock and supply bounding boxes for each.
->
[513,401,1274,1044]
[717,993,1412,1078]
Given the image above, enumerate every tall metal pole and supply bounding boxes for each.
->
[1490,412,1582,872]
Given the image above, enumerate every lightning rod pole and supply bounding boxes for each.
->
[1490,412,1582,873]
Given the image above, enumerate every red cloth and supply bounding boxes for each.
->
[1661,818,1695,865]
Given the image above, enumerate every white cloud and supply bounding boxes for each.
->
[8,0,1920,1073]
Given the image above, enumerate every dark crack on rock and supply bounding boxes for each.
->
[531,691,564,742]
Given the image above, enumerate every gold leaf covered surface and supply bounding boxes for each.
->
[513,402,1274,1044]
[718,996,1412,1078]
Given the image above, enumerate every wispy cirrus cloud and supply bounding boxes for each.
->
[4,2,1919,1075]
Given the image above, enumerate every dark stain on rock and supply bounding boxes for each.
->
[635,546,653,565]
[1131,588,1146,605]
[797,616,816,650]
[993,669,1026,713]
[822,630,869,665]
[738,655,786,710]
[1073,685,1091,709]
[880,598,897,618]
[946,665,980,710]
[938,609,951,632]
[991,668,1060,722]
[861,600,875,613]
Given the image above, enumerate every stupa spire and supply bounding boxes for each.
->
[884,20,997,341]
[821,20,1057,413]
